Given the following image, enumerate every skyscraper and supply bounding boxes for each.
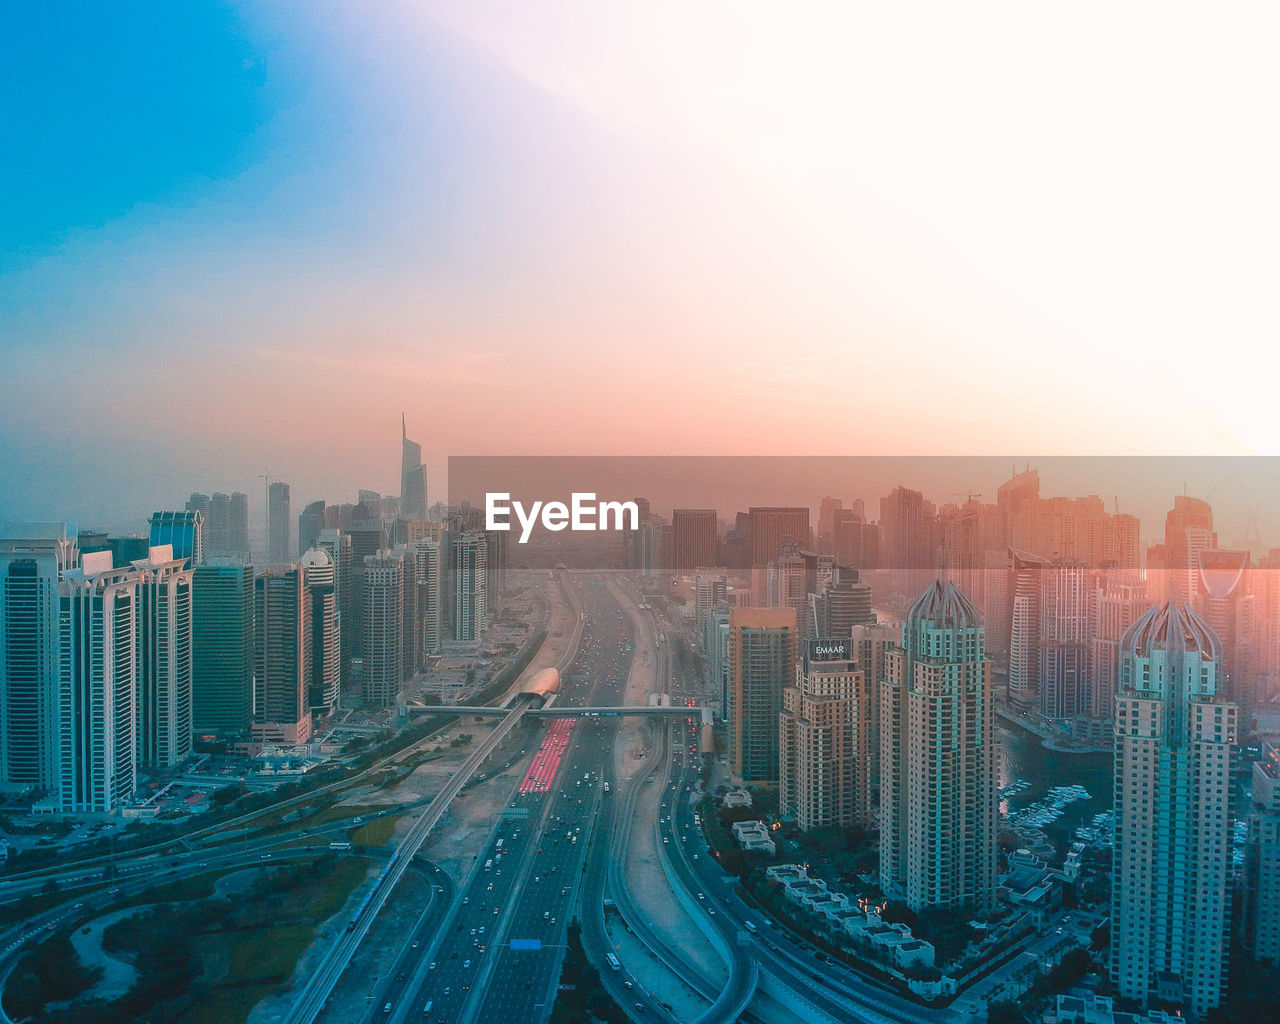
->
[413,539,443,659]
[148,510,204,566]
[454,531,488,646]
[728,607,797,782]
[301,548,341,716]
[806,564,874,639]
[1090,579,1150,723]
[851,620,898,792]
[880,580,996,913]
[253,565,311,744]
[817,496,844,554]
[1164,495,1216,606]
[133,545,194,769]
[748,507,810,567]
[779,638,871,831]
[671,509,718,572]
[1008,548,1050,709]
[879,486,935,571]
[705,605,731,721]
[1111,602,1235,1016]
[1038,562,1090,720]
[57,554,140,813]
[1243,742,1280,964]
[192,491,252,561]
[192,558,254,734]
[318,529,355,690]
[0,523,79,789]
[268,481,291,565]
[362,550,405,707]
[1196,548,1258,707]
[401,414,428,521]
[298,500,326,556]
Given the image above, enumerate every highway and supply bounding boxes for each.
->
[282,693,538,1024]
[381,575,636,1024]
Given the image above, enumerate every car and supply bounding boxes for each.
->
[463,959,471,968]
[463,896,470,904]
[635,1003,644,1012]
[429,962,437,970]
[384,1003,392,1013]
[623,980,633,989]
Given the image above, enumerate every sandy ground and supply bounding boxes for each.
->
[603,577,730,1017]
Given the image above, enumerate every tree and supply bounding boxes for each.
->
[986,999,1024,1024]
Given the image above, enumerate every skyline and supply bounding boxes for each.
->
[5,3,1280,526]
[14,443,1280,556]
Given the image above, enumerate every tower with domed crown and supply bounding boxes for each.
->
[1111,601,1235,1017]
[880,579,997,913]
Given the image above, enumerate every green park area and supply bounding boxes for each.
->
[3,853,371,1024]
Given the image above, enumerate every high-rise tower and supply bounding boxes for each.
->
[268,481,291,565]
[401,414,428,521]
[880,580,996,913]
[1111,601,1235,1017]
[57,554,140,812]
[0,523,79,788]
[133,545,194,769]
[780,638,871,830]
[728,607,797,782]
[192,558,254,734]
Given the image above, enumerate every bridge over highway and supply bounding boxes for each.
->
[409,703,715,723]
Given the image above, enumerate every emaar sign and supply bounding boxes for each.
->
[485,492,639,544]
[808,638,853,662]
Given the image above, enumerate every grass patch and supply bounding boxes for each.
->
[306,803,393,828]
[298,857,374,922]
[349,814,401,847]
[119,868,232,908]
[227,924,314,981]
[18,854,373,1024]
[180,983,275,1024]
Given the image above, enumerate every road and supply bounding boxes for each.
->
[383,575,635,1024]
[282,694,538,1024]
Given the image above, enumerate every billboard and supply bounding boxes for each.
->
[808,637,853,662]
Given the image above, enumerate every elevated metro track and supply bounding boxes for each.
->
[410,704,714,721]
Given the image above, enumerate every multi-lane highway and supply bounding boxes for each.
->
[284,694,539,1024]
[382,576,636,1024]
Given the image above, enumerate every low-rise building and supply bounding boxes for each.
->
[731,819,776,855]
[1044,993,1181,1024]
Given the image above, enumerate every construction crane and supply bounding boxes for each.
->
[945,491,984,504]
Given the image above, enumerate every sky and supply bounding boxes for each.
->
[3,2,1280,532]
